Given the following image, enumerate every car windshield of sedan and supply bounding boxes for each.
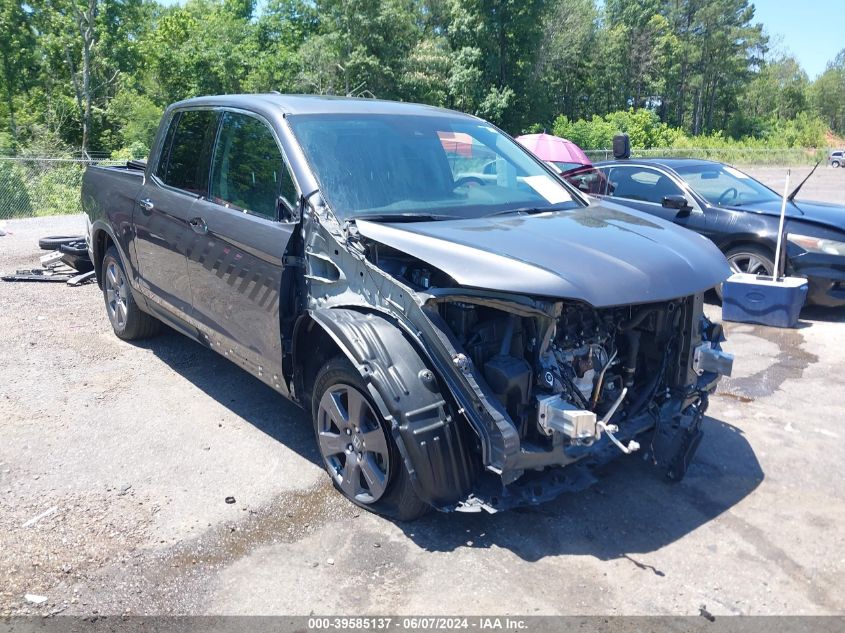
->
[287,113,579,220]
[674,163,781,207]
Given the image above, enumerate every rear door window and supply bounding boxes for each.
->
[157,110,219,195]
[209,112,295,219]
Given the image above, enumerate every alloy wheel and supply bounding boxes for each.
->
[316,384,391,504]
[105,261,128,330]
[727,251,773,276]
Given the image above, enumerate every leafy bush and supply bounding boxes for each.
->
[102,84,163,156]
[545,108,830,164]
[549,109,828,150]
[13,160,85,217]
[552,109,680,150]
[110,141,148,160]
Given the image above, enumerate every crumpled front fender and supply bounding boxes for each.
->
[304,308,479,508]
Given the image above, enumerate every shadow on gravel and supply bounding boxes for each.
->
[801,305,845,323]
[135,327,320,467]
[130,324,763,565]
[397,416,763,563]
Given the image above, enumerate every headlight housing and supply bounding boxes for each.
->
[788,233,845,256]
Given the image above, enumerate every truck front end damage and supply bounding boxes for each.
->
[296,201,733,514]
[424,290,730,512]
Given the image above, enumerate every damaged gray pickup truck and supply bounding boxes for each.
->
[83,94,733,520]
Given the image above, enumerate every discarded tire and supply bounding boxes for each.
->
[38,235,86,251]
[59,242,93,273]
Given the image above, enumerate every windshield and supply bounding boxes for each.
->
[287,113,579,220]
[674,163,781,207]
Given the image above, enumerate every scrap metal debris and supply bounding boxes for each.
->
[2,268,76,282]
[2,235,95,285]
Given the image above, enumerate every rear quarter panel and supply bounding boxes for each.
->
[82,165,144,279]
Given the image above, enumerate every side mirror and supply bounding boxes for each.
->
[277,195,299,222]
[662,194,691,216]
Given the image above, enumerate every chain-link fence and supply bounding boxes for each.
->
[0,156,121,220]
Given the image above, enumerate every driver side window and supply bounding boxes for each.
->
[210,112,296,220]
[606,166,682,205]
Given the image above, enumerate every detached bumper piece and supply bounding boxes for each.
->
[2,267,77,282]
[2,237,95,286]
[643,402,706,482]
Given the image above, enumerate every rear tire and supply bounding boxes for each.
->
[101,246,160,340]
[832,160,841,168]
[312,357,429,521]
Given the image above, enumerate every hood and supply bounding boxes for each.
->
[356,201,731,307]
[726,199,845,230]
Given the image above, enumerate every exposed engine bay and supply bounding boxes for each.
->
[366,243,733,509]
[438,298,703,451]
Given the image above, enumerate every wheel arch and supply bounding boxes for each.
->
[292,307,479,508]
[91,222,151,312]
[717,236,777,259]
[91,225,116,289]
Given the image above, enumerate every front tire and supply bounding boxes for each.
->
[832,160,841,168]
[101,246,160,340]
[716,244,776,301]
[312,357,429,521]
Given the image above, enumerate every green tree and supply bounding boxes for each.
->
[604,0,671,109]
[248,0,318,92]
[447,0,546,131]
[301,0,419,99]
[531,0,597,125]
[811,50,845,135]
[144,0,260,104]
[400,36,452,106]
[733,53,809,138]
[0,0,36,149]
[661,0,765,134]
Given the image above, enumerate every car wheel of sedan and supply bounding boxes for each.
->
[833,160,841,168]
[312,357,429,521]
[715,245,776,301]
[101,246,161,340]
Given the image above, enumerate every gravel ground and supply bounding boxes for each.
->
[1,167,844,617]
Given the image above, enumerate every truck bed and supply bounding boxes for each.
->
[81,162,147,240]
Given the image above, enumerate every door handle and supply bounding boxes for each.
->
[139,198,154,212]
[189,217,208,234]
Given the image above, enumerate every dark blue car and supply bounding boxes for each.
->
[563,158,845,307]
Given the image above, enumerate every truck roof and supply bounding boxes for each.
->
[170,93,474,119]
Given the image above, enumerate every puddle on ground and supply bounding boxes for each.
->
[165,480,351,570]
[716,323,818,402]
